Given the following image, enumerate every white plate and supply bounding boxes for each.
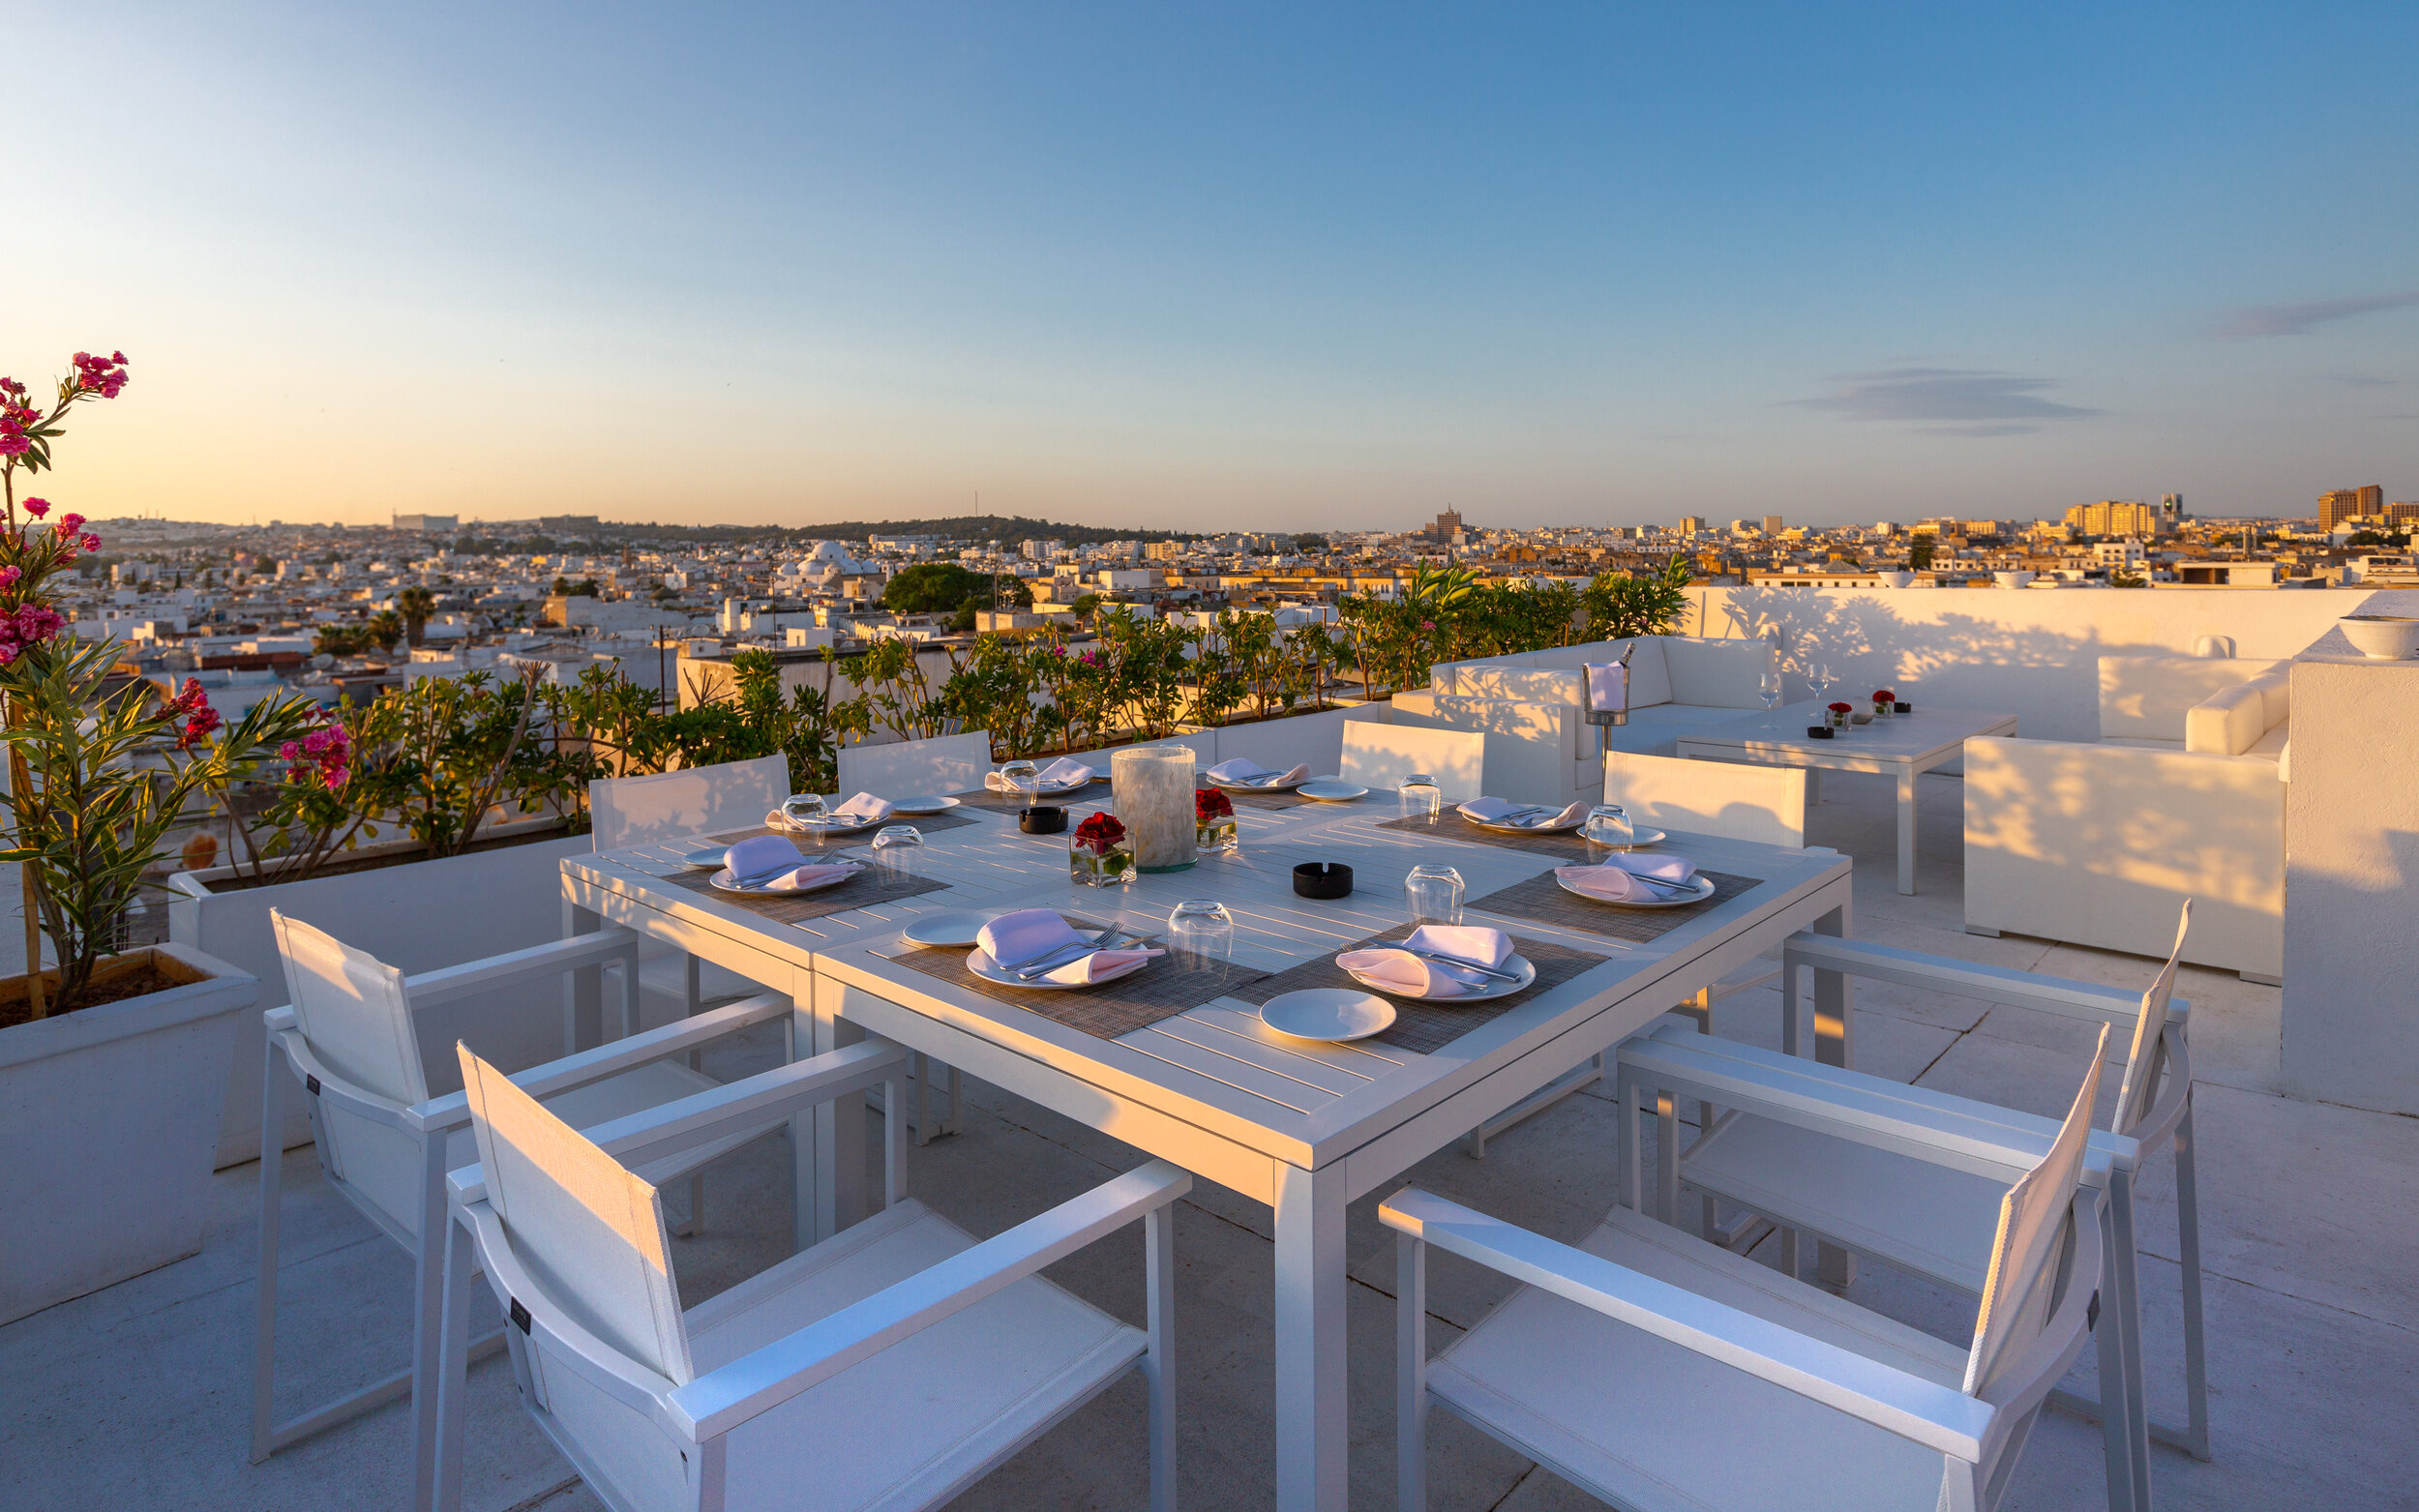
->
[1296,778,1368,801]
[986,775,1095,797]
[1592,827,1669,848]
[900,910,993,948]
[768,811,888,836]
[1460,807,1584,835]
[1343,951,1538,1001]
[889,795,962,815]
[1552,870,1716,908]
[968,943,1151,991]
[1260,989,1397,1043]
[677,845,731,870]
[709,864,860,896]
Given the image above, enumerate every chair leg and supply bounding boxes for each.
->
[673,1172,706,1239]
[1654,1090,1681,1226]
[1146,1202,1179,1512]
[2173,1103,2212,1461]
[2110,1171,2153,1512]
[409,1141,450,1512]
[1396,1230,1428,1512]
[2091,1197,2142,1512]
[433,1212,476,1512]
[250,1043,287,1464]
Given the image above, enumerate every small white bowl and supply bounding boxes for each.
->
[1994,571,2038,590]
[2338,615,2419,660]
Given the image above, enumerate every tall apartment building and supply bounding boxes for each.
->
[2064,499,2160,537]
[1678,516,1705,536]
[1020,538,1063,562]
[2319,487,2386,529]
[1425,508,1463,543]
[2160,493,2186,528]
[1144,539,1184,562]
[1761,515,1784,536]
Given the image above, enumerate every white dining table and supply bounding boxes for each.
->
[559,786,1857,1510]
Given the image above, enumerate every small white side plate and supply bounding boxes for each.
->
[1553,870,1717,908]
[901,910,992,948]
[1342,952,1538,1001]
[709,865,858,896]
[1260,989,1397,1042]
[1595,827,1669,848]
[890,795,962,815]
[678,845,730,870]
[967,947,1151,991]
[1296,778,1368,801]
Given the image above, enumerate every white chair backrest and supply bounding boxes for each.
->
[1603,753,1807,848]
[273,908,427,1107]
[2114,901,2191,1136]
[2191,635,2234,659]
[1339,722,1487,803]
[589,756,791,850]
[836,730,994,797]
[459,1045,695,1384]
[1962,1024,2106,1400]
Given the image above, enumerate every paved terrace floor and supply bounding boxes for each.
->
[5,772,2412,1511]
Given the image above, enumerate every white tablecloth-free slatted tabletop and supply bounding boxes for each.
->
[561,789,1857,1511]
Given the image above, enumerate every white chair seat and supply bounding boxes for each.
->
[685,1200,1146,1512]
[1680,1112,2002,1294]
[1430,1206,1965,1512]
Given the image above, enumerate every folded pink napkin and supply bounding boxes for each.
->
[975,907,1161,985]
[1337,925,1513,999]
[1553,852,1698,903]
[1458,797,1591,828]
[721,835,855,890]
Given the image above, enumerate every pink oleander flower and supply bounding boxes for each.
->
[0,378,21,397]
[13,606,61,642]
[0,566,20,589]
[57,513,82,533]
[21,497,47,518]
[80,534,99,552]
[0,418,31,459]
[178,705,222,749]
[72,351,129,399]
[278,741,300,761]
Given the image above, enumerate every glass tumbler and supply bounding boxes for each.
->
[1168,899,1235,973]
[869,825,924,881]
[1583,803,1635,850]
[1405,864,1465,927]
[780,792,827,828]
[1398,773,1443,826]
[998,759,1040,803]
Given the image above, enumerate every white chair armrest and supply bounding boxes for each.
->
[665,1159,1192,1442]
[403,928,642,1010]
[271,1029,416,1131]
[1379,1187,1990,1462]
[1623,1024,2140,1181]
[405,993,792,1136]
[445,1038,909,1206]
[1781,931,2190,1031]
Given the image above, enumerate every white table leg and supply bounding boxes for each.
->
[560,898,604,1051]
[1896,765,1919,895]
[810,974,868,1243]
[1274,1161,1348,1512]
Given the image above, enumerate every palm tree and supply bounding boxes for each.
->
[397,586,436,647]
[366,609,405,654]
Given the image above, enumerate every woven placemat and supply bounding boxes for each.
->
[1225,924,1608,1055]
[1374,811,1600,861]
[704,808,981,852]
[1464,868,1762,943]
[957,781,1108,811]
[666,859,950,924]
[887,918,1270,1041]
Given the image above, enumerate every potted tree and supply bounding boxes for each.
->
[0,350,319,1322]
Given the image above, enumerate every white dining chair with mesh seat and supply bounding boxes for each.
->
[835,729,994,798]
[1619,904,2202,1512]
[432,1040,1189,1512]
[1388,1035,2112,1512]
[251,910,794,1512]
[590,756,792,1023]
[1338,721,1487,804]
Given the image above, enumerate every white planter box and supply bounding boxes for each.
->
[0,943,256,1324]
[169,826,597,1168]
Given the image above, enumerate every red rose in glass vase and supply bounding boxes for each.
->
[1072,812,1126,856]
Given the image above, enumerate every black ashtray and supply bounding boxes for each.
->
[1894,701,1912,714]
[1807,725,1836,739]
[1294,862,1354,900]
[1019,806,1067,834]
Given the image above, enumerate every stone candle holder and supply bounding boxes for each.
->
[1113,744,1198,873]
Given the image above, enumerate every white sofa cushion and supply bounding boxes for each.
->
[2098,656,2284,743]
[2246,669,2289,728]
[2186,682,2268,756]
[1656,637,1771,709]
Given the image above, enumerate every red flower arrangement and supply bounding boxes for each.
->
[1827,701,1853,714]
[1194,787,1233,821]
[1072,811,1126,855]
[1871,690,1895,703]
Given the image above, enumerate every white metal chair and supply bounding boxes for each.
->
[836,728,994,797]
[1620,904,2203,1512]
[590,756,791,1022]
[1338,721,1487,804]
[1389,1039,2113,1512]
[251,910,791,1511]
[433,1040,1187,1512]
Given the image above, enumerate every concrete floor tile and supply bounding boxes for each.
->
[1915,1026,2125,1125]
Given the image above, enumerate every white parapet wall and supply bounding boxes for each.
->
[2281,652,2419,1115]
[1683,585,2374,743]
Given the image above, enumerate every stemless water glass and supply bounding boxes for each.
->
[1168,899,1235,973]
[1758,667,1784,729]
[1583,803,1635,850]
[1398,773,1443,826]
[780,792,827,828]
[998,759,1040,803]
[869,825,924,880]
[1405,864,1465,927]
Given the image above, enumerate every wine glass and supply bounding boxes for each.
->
[870,825,924,881]
[1758,667,1784,729]
[1810,663,1833,724]
[998,759,1039,804]
[1405,864,1465,926]
[1168,899,1235,973]
[1397,773,1442,826]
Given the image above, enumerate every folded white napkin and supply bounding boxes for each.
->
[985,758,1096,792]
[1586,663,1628,714]
[722,835,856,890]
[1207,757,1309,787]
[1457,797,1591,829]
[828,791,893,824]
[1553,852,1699,903]
[976,907,1161,985]
[1337,925,1513,999]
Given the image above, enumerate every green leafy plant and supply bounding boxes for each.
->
[1580,557,1691,640]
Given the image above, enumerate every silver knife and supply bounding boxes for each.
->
[1014,926,1126,980]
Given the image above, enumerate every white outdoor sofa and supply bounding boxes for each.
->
[1965,655,2288,982]
[1390,635,1775,805]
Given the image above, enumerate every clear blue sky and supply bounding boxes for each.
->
[17,3,2418,529]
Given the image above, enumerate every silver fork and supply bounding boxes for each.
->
[1015,925,1126,980]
